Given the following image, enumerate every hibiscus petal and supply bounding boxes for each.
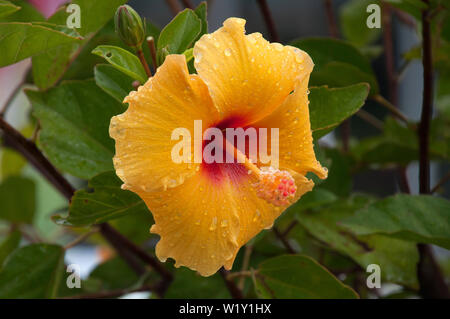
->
[193,17,313,124]
[110,55,220,192]
[138,172,241,277]
[254,67,328,179]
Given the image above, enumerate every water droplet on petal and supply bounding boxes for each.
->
[224,48,231,56]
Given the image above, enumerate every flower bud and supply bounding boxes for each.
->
[114,5,145,48]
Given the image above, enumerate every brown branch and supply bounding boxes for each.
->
[99,223,173,282]
[323,0,339,38]
[0,116,174,296]
[0,117,75,200]
[256,0,280,42]
[219,268,244,299]
[356,110,384,131]
[417,0,449,299]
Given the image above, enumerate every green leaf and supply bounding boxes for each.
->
[0,148,26,179]
[291,37,374,75]
[53,171,149,227]
[254,255,358,299]
[0,176,35,224]
[0,244,65,298]
[0,230,21,270]
[94,64,134,102]
[293,196,419,288]
[311,61,379,95]
[384,0,426,19]
[339,0,381,47]
[309,84,370,138]
[165,268,230,298]
[88,257,140,291]
[342,194,450,250]
[72,0,127,37]
[319,148,353,197]
[157,9,201,65]
[92,45,147,83]
[0,22,81,67]
[193,2,208,41]
[0,0,44,22]
[27,80,125,179]
[352,117,449,165]
[0,1,20,18]
[291,38,377,94]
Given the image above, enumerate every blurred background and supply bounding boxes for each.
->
[0,0,448,298]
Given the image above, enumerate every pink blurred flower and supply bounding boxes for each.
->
[28,0,69,18]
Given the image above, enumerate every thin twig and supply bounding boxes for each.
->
[417,0,449,299]
[323,0,339,38]
[219,268,244,299]
[227,270,255,280]
[64,228,99,250]
[372,94,409,124]
[0,116,174,296]
[0,117,75,200]
[146,36,158,69]
[99,223,173,282]
[273,226,296,254]
[381,2,398,106]
[431,172,450,194]
[0,82,23,117]
[137,48,151,78]
[256,0,280,42]
[238,244,253,289]
[356,110,384,131]
[282,220,298,237]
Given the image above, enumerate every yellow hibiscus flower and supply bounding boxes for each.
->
[109,17,327,276]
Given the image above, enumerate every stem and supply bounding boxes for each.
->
[0,117,75,200]
[417,0,449,299]
[372,94,410,125]
[64,228,99,250]
[256,0,280,42]
[0,116,174,296]
[137,47,151,78]
[0,82,23,117]
[219,268,244,299]
[273,226,296,254]
[146,36,158,69]
[381,2,398,106]
[323,0,339,38]
[99,223,173,282]
[431,171,450,194]
[238,244,253,290]
[323,0,351,152]
[282,220,298,237]
[356,110,384,131]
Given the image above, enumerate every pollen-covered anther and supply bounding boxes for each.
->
[254,167,297,206]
